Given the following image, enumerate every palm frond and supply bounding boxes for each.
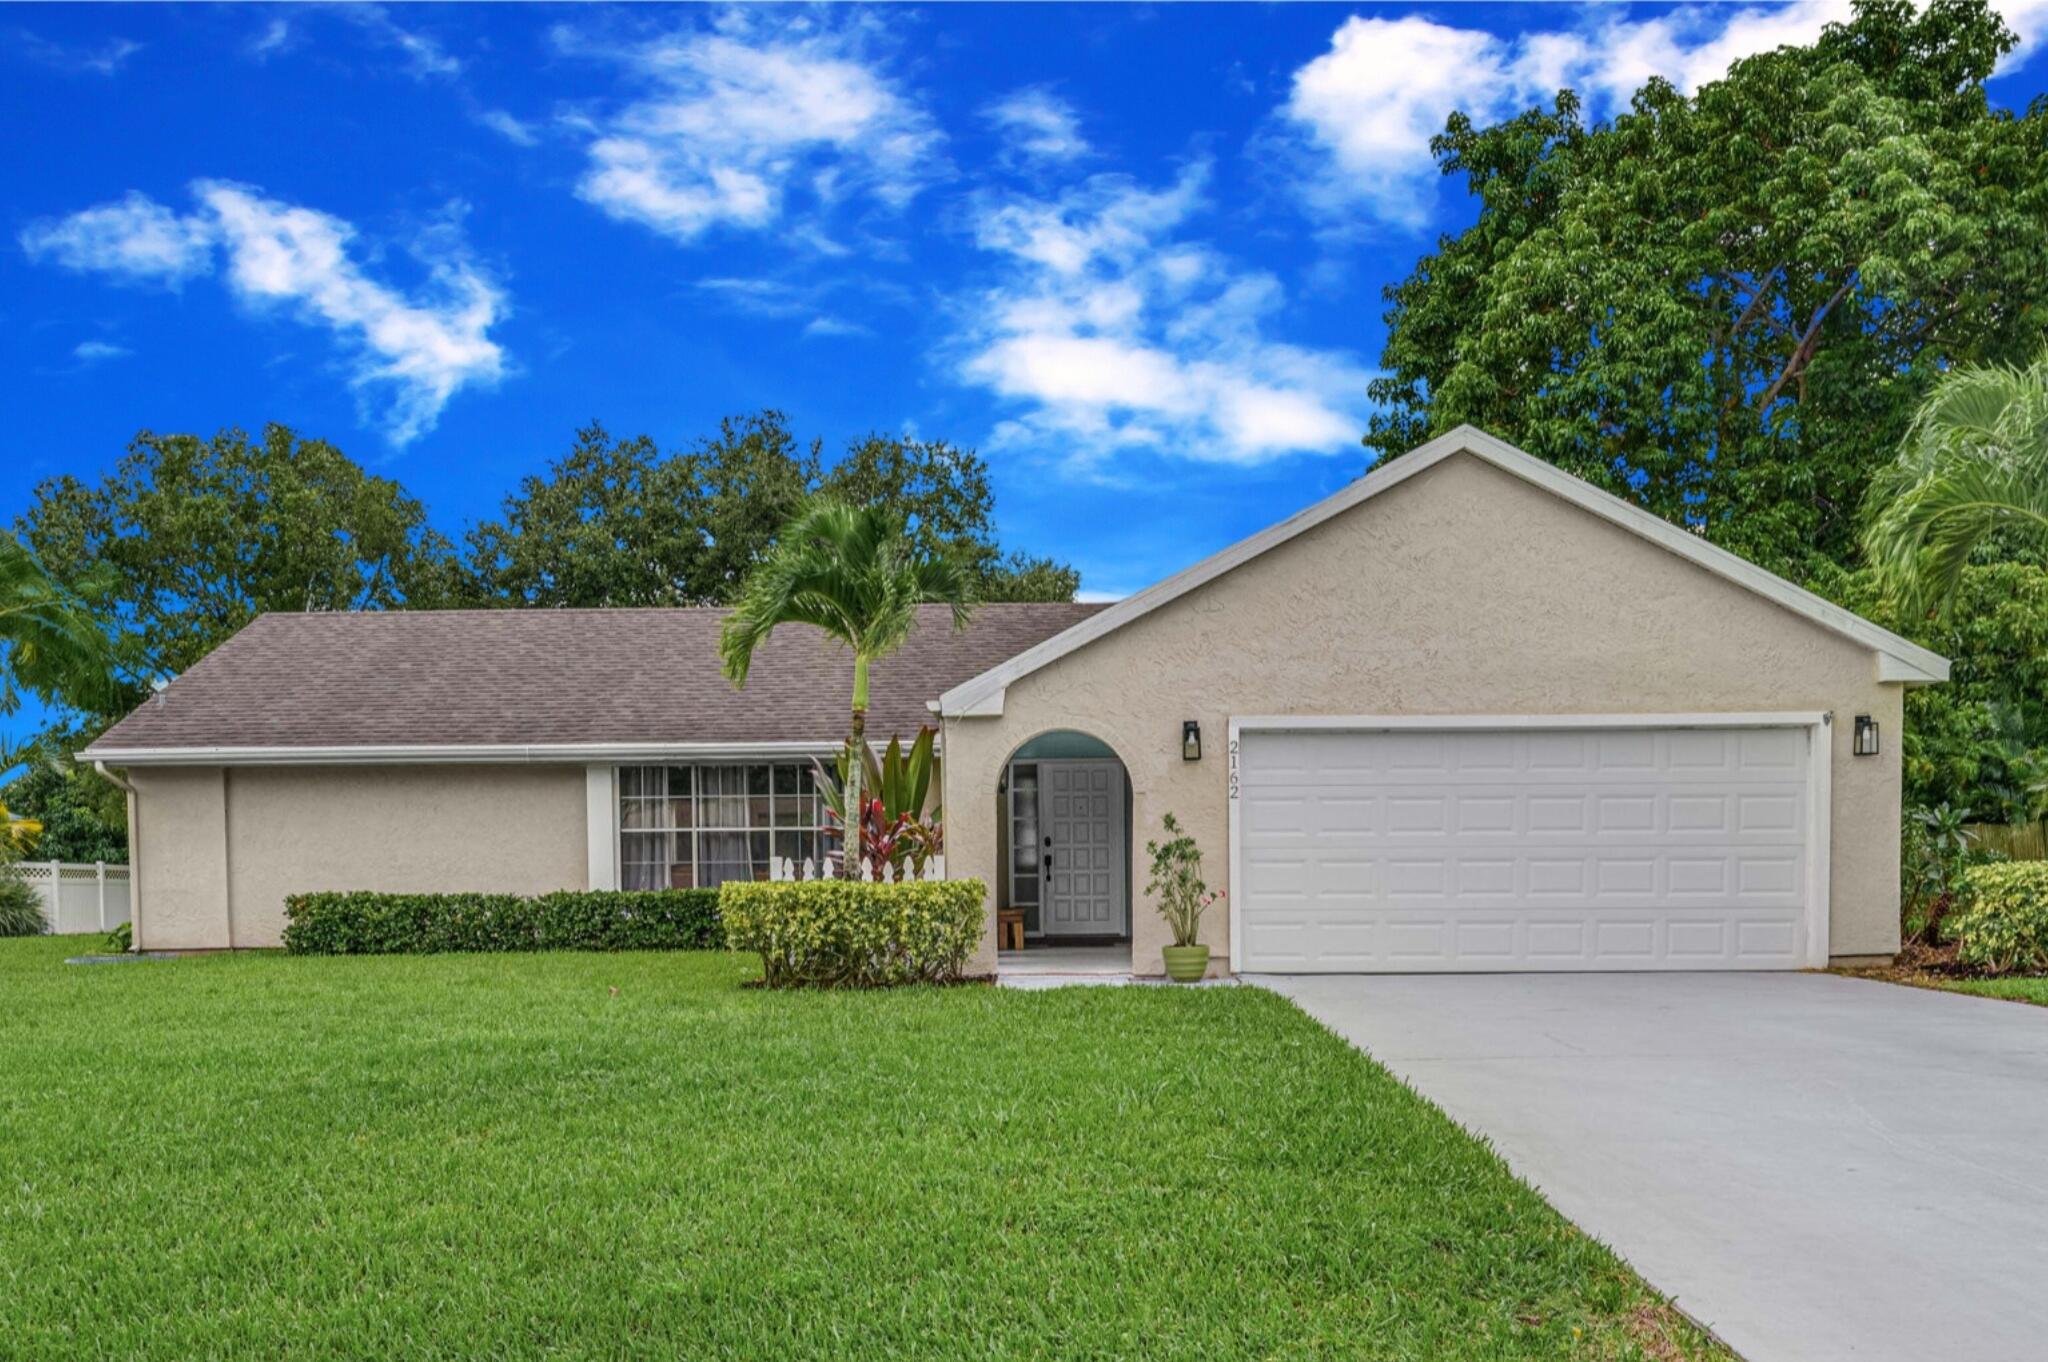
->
[719,499,979,690]
[0,536,117,716]
[1863,355,2048,617]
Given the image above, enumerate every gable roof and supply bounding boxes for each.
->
[85,603,1104,765]
[940,426,1948,717]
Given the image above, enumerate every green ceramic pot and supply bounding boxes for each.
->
[1162,944,1210,983]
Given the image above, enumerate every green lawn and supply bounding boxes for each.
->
[0,937,1723,1361]
[1927,976,2048,1007]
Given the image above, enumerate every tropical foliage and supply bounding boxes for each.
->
[1367,0,2048,581]
[0,870,45,938]
[721,501,974,872]
[1144,812,1223,949]
[1864,355,2048,616]
[813,726,944,879]
[1947,862,2048,975]
[0,535,116,745]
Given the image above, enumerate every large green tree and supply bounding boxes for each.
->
[18,425,466,722]
[466,412,1078,606]
[1368,0,2048,579]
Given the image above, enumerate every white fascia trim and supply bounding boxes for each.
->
[939,425,1948,717]
[78,739,848,768]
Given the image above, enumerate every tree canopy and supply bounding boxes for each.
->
[20,426,462,724]
[465,412,1077,608]
[1368,0,2048,579]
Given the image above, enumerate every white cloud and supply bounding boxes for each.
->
[985,87,1090,162]
[20,192,215,285]
[341,5,462,80]
[1279,2,1892,229]
[566,15,941,245]
[476,109,538,146]
[16,31,141,76]
[959,166,1373,468]
[72,340,132,364]
[23,183,507,445]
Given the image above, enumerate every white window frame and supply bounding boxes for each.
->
[613,760,837,891]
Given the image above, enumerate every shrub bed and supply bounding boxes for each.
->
[282,889,721,955]
[1947,862,2048,976]
[719,878,985,988]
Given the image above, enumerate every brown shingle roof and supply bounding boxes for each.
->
[87,604,1104,755]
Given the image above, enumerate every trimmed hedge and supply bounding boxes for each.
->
[1947,862,2048,976]
[720,878,986,988]
[282,889,721,956]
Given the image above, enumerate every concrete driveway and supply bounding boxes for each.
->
[1254,972,2048,1362]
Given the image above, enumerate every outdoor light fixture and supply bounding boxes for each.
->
[1182,720,1202,762]
[1853,714,1880,757]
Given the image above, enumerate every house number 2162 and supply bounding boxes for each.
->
[1227,738,1239,800]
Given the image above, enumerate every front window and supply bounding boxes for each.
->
[619,763,835,890]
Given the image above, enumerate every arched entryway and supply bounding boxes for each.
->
[994,729,1134,976]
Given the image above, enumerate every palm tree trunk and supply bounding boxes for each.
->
[847,653,869,879]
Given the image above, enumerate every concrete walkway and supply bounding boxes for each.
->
[1253,972,2048,1362]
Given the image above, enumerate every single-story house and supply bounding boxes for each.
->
[84,427,1949,974]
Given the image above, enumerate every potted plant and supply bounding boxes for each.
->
[1146,812,1223,982]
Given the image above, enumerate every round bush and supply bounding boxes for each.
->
[1947,862,2048,975]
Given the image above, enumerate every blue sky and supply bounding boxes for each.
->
[7,1,2048,746]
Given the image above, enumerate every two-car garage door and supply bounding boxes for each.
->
[1234,722,1822,972]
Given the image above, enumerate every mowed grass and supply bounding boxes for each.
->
[0,937,1725,1361]
[1930,976,2048,1007]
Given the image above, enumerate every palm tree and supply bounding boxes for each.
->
[719,501,974,873]
[1,535,115,732]
[1863,354,2048,616]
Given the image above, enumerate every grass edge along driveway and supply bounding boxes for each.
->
[0,938,1729,1361]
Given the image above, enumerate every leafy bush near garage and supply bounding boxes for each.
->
[0,869,46,938]
[720,878,986,988]
[1946,862,2048,976]
[282,889,721,955]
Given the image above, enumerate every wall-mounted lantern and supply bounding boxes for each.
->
[1853,714,1880,757]
[1182,720,1202,762]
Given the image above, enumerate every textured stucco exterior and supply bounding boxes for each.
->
[944,451,1906,976]
[127,764,589,949]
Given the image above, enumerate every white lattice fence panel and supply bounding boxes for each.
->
[12,862,131,934]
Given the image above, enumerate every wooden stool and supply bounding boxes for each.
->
[997,909,1026,951]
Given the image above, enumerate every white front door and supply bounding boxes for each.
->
[1039,760,1127,936]
[1235,723,1821,972]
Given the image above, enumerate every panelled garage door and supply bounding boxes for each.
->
[1234,723,1821,972]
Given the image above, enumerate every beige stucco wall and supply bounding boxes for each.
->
[127,764,589,949]
[945,450,1906,976]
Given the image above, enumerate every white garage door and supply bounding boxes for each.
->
[1234,723,1820,972]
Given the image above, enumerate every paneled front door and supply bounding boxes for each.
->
[1039,760,1127,937]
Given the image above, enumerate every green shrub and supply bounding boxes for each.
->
[103,921,133,953]
[1947,862,2048,975]
[720,878,986,988]
[282,889,722,956]
[0,869,46,938]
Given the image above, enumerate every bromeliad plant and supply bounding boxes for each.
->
[814,726,944,880]
[1146,812,1223,949]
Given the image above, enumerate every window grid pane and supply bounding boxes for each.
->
[620,761,838,891]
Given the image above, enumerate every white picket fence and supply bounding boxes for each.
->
[12,861,131,935]
[769,855,946,883]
